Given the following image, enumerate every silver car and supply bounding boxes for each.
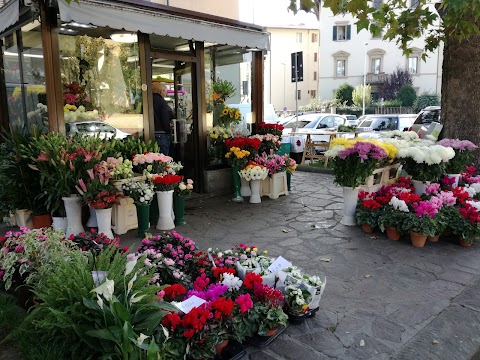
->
[66,121,131,139]
[356,114,416,139]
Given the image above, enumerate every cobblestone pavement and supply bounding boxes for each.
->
[122,171,480,360]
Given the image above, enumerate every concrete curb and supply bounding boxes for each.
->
[297,164,334,174]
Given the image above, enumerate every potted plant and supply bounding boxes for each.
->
[325,141,389,225]
[437,139,478,187]
[283,285,312,324]
[152,174,183,230]
[253,283,288,337]
[76,164,124,239]
[355,191,383,233]
[397,145,455,193]
[401,199,442,247]
[449,202,480,247]
[173,178,193,226]
[121,179,155,237]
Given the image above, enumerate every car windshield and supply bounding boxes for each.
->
[303,116,323,129]
[284,120,310,129]
[415,110,441,124]
[359,117,396,131]
[346,115,357,120]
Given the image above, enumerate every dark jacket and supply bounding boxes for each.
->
[153,93,174,134]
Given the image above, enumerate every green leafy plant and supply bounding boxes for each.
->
[335,83,354,106]
[412,92,440,113]
[352,85,371,107]
[212,79,236,103]
[397,85,417,107]
[400,211,439,236]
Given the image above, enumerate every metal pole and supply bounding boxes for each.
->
[295,53,298,121]
[362,42,368,116]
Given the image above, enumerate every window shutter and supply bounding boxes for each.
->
[346,25,351,40]
[333,26,337,41]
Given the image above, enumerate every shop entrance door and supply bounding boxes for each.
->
[150,56,196,185]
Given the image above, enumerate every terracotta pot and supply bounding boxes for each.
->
[266,328,277,337]
[427,235,439,242]
[385,226,401,241]
[459,238,474,247]
[410,231,428,247]
[31,214,52,229]
[214,339,229,355]
[361,224,374,233]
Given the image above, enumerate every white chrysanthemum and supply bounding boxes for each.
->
[325,145,345,158]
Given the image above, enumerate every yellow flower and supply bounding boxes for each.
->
[221,109,228,116]
[211,134,219,139]
[245,247,251,252]
[263,250,268,254]
[302,304,309,311]
[223,133,229,138]
[253,247,258,252]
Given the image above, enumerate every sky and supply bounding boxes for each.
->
[239,0,319,27]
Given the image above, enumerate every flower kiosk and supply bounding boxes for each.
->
[326,131,480,248]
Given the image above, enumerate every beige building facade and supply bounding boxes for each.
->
[150,0,240,20]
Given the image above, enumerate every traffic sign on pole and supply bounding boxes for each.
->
[291,52,303,82]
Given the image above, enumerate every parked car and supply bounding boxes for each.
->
[66,121,131,139]
[284,113,346,155]
[344,114,359,127]
[356,114,416,139]
[410,106,441,134]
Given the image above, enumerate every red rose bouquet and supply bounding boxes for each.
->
[152,174,183,191]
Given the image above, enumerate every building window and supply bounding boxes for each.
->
[333,25,351,41]
[371,58,381,74]
[296,32,302,43]
[297,90,301,100]
[336,60,346,77]
[310,90,316,98]
[314,52,317,62]
[332,50,350,78]
[373,0,382,10]
[311,33,318,42]
[313,71,317,81]
[408,57,418,74]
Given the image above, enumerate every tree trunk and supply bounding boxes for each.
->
[441,24,480,164]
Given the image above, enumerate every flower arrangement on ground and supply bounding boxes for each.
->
[121,179,155,205]
[437,139,478,174]
[76,165,124,209]
[238,161,269,181]
[175,178,194,197]
[355,191,383,229]
[250,134,281,154]
[208,126,233,164]
[284,285,311,316]
[257,123,284,138]
[449,200,480,244]
[397,145,455,183]
[253,282,288,336]
[325,141,388,188]
[152,173,183,191]
[225,146,251,168]
[400,197,442,239]
[254,150,287,175]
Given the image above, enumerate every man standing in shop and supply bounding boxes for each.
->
[152,81,174,155]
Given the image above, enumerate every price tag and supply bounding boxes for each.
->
[267,256,292,273]
[173,295,206,314]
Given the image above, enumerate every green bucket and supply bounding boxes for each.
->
[277,143,291,156]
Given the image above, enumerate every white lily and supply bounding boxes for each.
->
[137,333,148,345]
[125,258,137,276]
[92,278,115,301]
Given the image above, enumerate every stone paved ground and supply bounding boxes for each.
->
[101,171,480,359]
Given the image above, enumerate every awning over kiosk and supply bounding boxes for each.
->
[58,0,271,50]
[0,0,19,34]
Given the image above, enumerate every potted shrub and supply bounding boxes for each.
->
[283,285,312,324]
[253,283,288,337]
[401,199,442,247]
[355,191,383,232]
[449,203,480,247]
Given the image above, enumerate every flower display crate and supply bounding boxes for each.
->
[261,172,289,199]
[358,163,402,192]
[111,197,138,235]
[112,175,145,192]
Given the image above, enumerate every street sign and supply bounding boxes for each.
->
[291,51,303,82]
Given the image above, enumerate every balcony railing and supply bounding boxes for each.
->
[366,73,388,84]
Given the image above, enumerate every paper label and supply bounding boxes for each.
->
[267,256,292,273]
[173,295,206,314]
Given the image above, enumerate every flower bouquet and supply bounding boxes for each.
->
[254,150,287,175]
[173,179,193,226]
[250,134,281,154]
[257,122,284,138]
[152,174,183,191]
[218,104,242,127]
[121,180,154,206]
[397,145,455,183]
[225,146,251,169]
[325,141,388,188]
[76,167,124,209]
[284,284,312,323]
[208,126,233,165]
[238,162,269,181]
[225,137,261,159]
[107,157,134,180]
[175,179,194,197]
[132,152,181,176]
[437,139,478,178]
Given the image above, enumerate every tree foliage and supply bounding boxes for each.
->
[352,85,371,107]
[397,85,417,107]
[335,83,354,105]
[379,67,413,101]
[412,92,440,112]
[288,0,480,57]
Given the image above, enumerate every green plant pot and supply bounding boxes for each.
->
[136,203,150,238]
[287,172,292,191]
[173,195,186,226]
[149,193,159,225]
[232,166,244,202]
